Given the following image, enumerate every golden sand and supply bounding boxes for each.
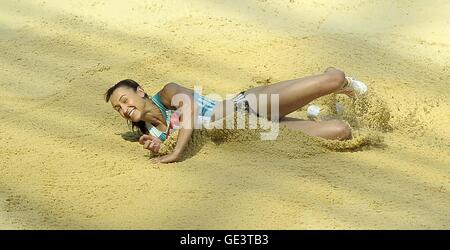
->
[0,0,449,229]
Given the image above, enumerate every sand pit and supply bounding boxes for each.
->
[0,0,449,229]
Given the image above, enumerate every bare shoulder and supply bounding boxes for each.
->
[159,82,194,108]
[161,82,180,95]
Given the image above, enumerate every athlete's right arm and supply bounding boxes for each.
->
[151,82,197,163]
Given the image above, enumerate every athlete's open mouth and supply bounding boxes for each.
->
[127,107,136,118]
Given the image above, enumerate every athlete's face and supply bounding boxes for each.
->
[110,86,147,122]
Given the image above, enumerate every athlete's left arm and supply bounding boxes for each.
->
[151,82,196,164]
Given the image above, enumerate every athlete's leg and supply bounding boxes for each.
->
[280,117,352,140]
[244,67,347,120]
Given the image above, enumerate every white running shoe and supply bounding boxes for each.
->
[307,104,321,120]
[345,76,368,97]
[307,103,346,120]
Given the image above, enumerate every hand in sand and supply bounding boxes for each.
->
[151,152,180,164]
[139,134,162,153]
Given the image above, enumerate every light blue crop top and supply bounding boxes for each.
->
[146,92,216,141]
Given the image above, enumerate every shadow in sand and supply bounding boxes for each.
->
[0,183,95,229]
[120,131,141,142]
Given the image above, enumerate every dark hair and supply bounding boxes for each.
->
[104,79,149,135]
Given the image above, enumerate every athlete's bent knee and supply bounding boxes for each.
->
[331,120,352,140]
[326,69,346,89]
